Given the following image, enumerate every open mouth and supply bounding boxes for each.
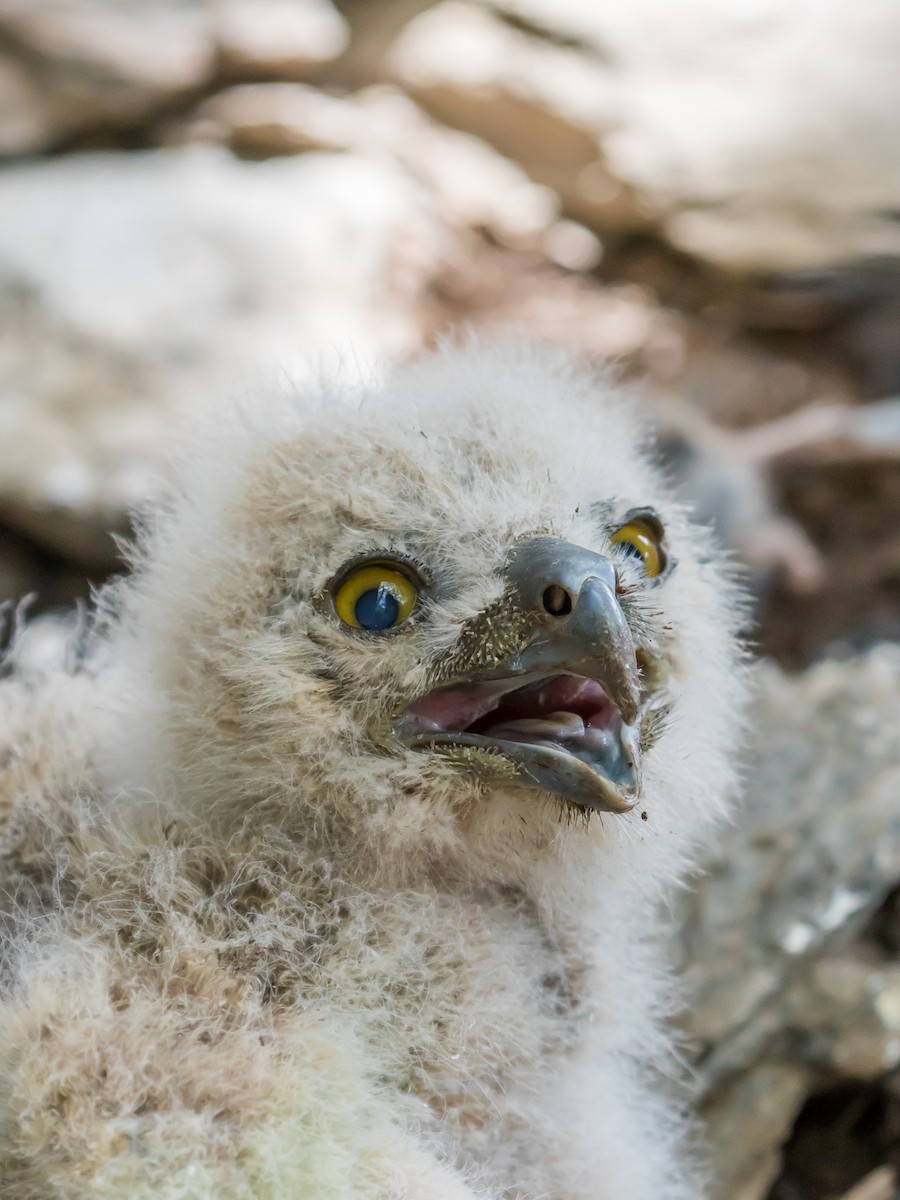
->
[394,672,641,813]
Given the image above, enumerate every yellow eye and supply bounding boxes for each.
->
[611,518,666,579]
[333,564,418,631]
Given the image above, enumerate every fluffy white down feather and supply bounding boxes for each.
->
[0,336,747,1200]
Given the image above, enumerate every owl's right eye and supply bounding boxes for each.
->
[333,563,419,632]
[610,513,667,580]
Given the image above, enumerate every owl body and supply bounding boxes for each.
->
[0,338,746,1200]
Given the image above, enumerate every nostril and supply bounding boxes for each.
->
[542,584,573,617]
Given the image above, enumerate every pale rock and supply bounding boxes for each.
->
[388,0,900,270]
[214,0,348,74]
[685,646,900,1081]
[179,82,562,246]
[0,0,348,154]
[0,0,212,153]
[0,146,444,564]
[683,646,900,1197]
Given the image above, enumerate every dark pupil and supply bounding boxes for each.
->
[620,541,644,563]
[355,584,400,631]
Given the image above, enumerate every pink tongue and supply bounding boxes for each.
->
[404,680,509,732]
[404,675,616,735]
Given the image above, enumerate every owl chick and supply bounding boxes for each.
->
[0,337,746,1200]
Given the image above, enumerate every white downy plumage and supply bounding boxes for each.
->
[0,336,747,1200]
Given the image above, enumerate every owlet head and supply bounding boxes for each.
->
[110,337,746,870]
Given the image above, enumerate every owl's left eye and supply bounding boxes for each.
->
[610,513,667,579]
[333,563,419,631]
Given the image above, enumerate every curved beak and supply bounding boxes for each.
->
[394,537,648,814]
[503,537,642,725]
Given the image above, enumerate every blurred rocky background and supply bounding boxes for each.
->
[1,1,899,1196]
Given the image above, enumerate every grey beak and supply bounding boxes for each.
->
[394,535,648,813]
[504,537,642,724]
